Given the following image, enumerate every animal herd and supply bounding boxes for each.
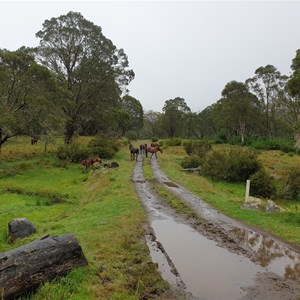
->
[79,141,162,170]
[129,142,163,161]
[29,136,162,169]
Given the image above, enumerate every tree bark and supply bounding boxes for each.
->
[295,132,300,149]
[0,234,88,300]
[64,121,76,144]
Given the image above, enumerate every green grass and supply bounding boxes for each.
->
[158,145,300,245]
[0,137,169,299]
[3,138,299,298]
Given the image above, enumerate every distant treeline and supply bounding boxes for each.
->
[1,12,299,150]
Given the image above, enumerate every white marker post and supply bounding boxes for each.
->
[245,180,250,203]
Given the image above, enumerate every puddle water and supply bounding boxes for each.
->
[230,227,300,281]
[151,216,261,300]
[146,233,182,288]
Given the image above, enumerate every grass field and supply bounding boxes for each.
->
[1,137,300,299]
[0,137,168,299]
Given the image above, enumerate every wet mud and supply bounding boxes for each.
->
[132,154,300,300]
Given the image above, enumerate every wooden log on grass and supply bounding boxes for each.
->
[0,234,88,300]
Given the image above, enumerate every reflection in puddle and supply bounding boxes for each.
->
[152,217,261,300]
[230,227,300,282]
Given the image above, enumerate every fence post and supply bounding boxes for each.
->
[245,180,250,203]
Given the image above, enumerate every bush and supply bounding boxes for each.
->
[180,155,202,169]
[202,150,229,181]
[183,140,193,155]
[159,140,165,147]
[152,137,159,142]
[183,140,212,157]
[249,169,276,198]
[249,137,295,153]
[280,168,300,200]
[227,148,261,182]
[202,147,261,182]
[87,136,120,159]
[228,136,242,145]
[214,132,228,144]
[57,144,89,162]
[164,138,182,147]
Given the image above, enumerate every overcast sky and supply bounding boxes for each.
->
[1,1,300,112]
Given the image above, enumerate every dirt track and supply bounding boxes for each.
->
[132,153,300,300]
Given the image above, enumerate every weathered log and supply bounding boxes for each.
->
[182,167,200,173]
[0,234,88,300]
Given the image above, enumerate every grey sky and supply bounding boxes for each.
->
[1,1,300,112]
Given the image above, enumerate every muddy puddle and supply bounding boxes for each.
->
[132,155,300,299]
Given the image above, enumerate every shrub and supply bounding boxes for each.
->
[280,168,300,200]
[87,136,120,159]
[227,148,261,182]
[57,144,89,162]
[249,169,276,198]
[202,150,229,181]
[164,138,182,147]
[183,140,193,155]
[183,140,212,157]
[152,137,159,142]
[202,147,261,182]
[249,137,295,153]
[214,132,228,144]
[180,155,202,169]
[228,136,242,145]
[159,140,165,147]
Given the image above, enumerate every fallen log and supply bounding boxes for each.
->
[0,234,88,300]
[181,167,200,173]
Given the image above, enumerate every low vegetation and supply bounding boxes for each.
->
[0,137,168,299]
[1,136,300,299]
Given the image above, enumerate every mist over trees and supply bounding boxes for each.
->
[0,11,300,149]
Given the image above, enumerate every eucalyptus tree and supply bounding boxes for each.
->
[246,65,287,138]
[195,105,219,139]
[161,97,191,137]
[122,95,143,138]
[142,110,162,138]
[185,111,198,139]
[108,95,143,137]
[286,49,300,148]
[0,48,60,150]
[111,108,131,137]
[35,11,134,143]
[216,81,260,144]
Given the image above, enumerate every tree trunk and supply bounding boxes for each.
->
[295,132,300,149]
[64,120,76,144]
[0,234,88,300]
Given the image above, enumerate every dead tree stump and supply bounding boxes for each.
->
[0,234,88,300]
